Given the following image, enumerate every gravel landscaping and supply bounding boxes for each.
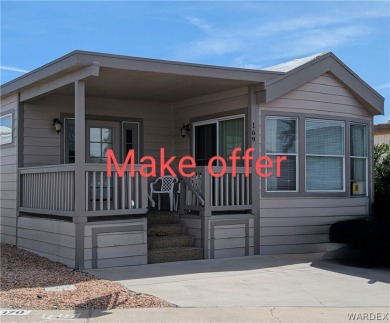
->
[0,243,175,310]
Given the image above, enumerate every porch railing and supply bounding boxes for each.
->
[85,164,148,215]
[19,164,76,215]
[19,164,148,216]
[180,166,252,213]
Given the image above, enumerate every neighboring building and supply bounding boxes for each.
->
[0,51,384,269]
[374,121,390,144]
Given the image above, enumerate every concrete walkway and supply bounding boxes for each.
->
[87,254,390,308]
[2,254,389,322]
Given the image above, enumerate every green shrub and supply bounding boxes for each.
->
[374,143,390,218]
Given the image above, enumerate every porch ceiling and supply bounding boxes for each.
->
[54,67,260,102]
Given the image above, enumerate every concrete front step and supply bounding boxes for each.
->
[147,211,176,226]
[148,223,187,237]
[148,234,195,250]
[148,247,204,264]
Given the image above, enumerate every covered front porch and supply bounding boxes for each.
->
[15,51,274,268]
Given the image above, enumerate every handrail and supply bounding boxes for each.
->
[173,166,205,206]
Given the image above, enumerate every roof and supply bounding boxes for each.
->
[374,121,390,132]
[263,52,330,72]
[0,50,385,115]
[259,52,384,115]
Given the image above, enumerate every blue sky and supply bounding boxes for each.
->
[1,1,389,123]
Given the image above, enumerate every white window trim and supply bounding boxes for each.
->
[305,118,346,193]
[265,116,299,192]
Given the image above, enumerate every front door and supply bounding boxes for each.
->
[64,119,140,164]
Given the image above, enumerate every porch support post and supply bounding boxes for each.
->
[249,85,260,255]
[201,166,211,259]
[74,80,87,269]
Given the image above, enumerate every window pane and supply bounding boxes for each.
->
[0,114,12,145]
[350,124,367,157]
[90,143,101,158]
[195,123,217,166]
[90,128,101,142]
[101,143,112,157]
[266,117,297,154]
[306,119,344,155]
[101,128,112,143]
[67,124,75,163]
[306,156,343,190]
[351,158,366,196]
[126,129,133,144]
[267,155,297,191]
[220,118,244,166]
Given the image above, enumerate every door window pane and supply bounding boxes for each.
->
[90,128,101,142]
[67,123,75,163]
[89,127,113,163]
[220,118,244,166]
[102,128,112,143]
[195,123,217,166]
[90,143,101,158]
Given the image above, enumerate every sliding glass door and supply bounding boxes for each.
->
[193,115,245,166]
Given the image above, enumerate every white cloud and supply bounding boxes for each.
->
[186,17,212,31]
[0,65,29,73]
[175,2,389,66]
[375,82,390,90]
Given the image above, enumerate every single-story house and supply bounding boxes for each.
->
[0,51,384,269]
[374,121,390,145]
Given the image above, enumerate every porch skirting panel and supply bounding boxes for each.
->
[181,214,255,260]
[208,215,255,259]
[17,216,76,268]
[84,218,147,269]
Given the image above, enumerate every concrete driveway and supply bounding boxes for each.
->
[87,253,390,308]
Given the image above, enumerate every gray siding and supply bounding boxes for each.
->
[84,218,147,269]
[258,73,371,254]
[0,94,18,244]
[23,95,172,167]
[17,217,76,267]
[261,73,371,118]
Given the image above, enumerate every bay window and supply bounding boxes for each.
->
[265,116,298,191]
[305,119,345,191]
[350,124,367,196]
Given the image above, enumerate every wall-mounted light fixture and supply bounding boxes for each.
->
[181,123,190,138]
[53,118,62,133]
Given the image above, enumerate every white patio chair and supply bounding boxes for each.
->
[150,176,178,211]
